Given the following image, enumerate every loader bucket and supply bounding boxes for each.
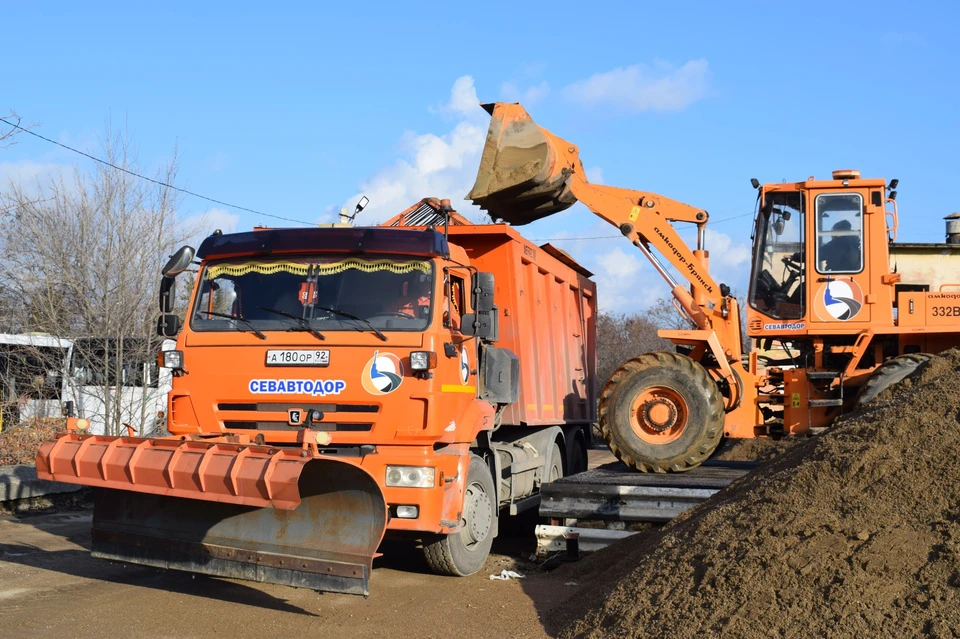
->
[467,102,579,225]
[37,435,386,595]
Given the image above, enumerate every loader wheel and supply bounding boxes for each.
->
[855,353,932,407]
[423,455,496,577]
[599,352,724,473]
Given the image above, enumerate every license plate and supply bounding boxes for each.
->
[265,349,330,367]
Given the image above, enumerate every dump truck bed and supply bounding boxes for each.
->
[449,224,597,427]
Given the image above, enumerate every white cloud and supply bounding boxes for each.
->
[431,75,482,118]
[184,207,239,238]
[340,76,490,225]
[596,246,643,278]
[563,59,709,112]
[704,229,751,270]
[0,161,69,194]
[588,245,664,312]
[500,80,550,105]
[585,166,604,184]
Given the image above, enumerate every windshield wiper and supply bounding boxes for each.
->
[314,305,387,342]
[197,310,267,340]
[257,306,326,341]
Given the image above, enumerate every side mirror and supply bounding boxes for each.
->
[461,313,477,336]
[159,276,177,313]
[474,272,495,313]
[157,313,181,338]
[460,312,497,341]
[162,245,196,277]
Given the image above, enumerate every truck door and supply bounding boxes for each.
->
[810,192,870,324]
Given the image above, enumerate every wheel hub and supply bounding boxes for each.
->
[642,398,679,432]
[462,483,492,546]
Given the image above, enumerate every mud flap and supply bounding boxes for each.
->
[90,460,386,596]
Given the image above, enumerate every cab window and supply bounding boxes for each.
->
[446,275,465,330]
[815,193,863,274]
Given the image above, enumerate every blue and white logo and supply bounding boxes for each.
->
[460,347,470,385]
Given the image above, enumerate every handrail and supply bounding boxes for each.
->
[885,198,899,242]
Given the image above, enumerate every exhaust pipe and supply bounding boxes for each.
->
[946,213,960,245]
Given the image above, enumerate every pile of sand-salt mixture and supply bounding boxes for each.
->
[548,348,960,639]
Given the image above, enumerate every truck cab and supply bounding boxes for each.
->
[144,200,596,583]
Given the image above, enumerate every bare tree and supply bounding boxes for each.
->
[0,110,36,149]
[0,123,191,435]
[596,310,674,391]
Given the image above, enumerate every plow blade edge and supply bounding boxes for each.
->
[37,435,387,595]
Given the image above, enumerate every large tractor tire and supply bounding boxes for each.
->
[424,454,497,576]
[855,353,932,407]
[599,352,725,473]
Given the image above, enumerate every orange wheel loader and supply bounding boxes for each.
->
[36,199,596,594]
[467,101,960,473]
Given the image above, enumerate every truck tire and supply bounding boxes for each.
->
[599,352,724,473]
[566,435,587,477]
[855,353,931,407]
[423,454,497,577]
[546,443,563,483]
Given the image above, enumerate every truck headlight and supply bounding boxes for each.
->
[409,351,437,371]
[161,350,184,369]
[385,466,435,488]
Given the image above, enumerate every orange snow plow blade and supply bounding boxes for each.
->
[467,102,579,225]
[36,434,387,595]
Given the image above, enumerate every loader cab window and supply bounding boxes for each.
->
[749,191,805,320]
[815,193,863,274]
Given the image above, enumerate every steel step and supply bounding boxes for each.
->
[806,371,842,380]
[808,399,843,407]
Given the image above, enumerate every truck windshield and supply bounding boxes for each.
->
[190,255,434,334]
[749,191,805,320]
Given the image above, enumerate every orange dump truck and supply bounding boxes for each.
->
[36,199,596,595]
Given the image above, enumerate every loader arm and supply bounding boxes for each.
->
[565,174,723,328]
[467,102,743,384]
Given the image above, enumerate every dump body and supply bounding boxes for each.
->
[37,207,597,591]
[447,224,597,427]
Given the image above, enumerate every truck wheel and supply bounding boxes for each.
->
[566,437,587,476]
[546,443,563,483]
[423,455,496,577]
[599,352,724,473]
[855,353,931,407]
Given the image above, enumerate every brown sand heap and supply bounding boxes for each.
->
[555,349,960,638]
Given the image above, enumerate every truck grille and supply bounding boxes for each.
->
[216,402,379,432]
[223,421,373,432]
[218,402,379,413]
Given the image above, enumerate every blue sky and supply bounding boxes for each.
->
[3,1,957,312]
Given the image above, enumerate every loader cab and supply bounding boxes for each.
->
[748,171,894,333]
